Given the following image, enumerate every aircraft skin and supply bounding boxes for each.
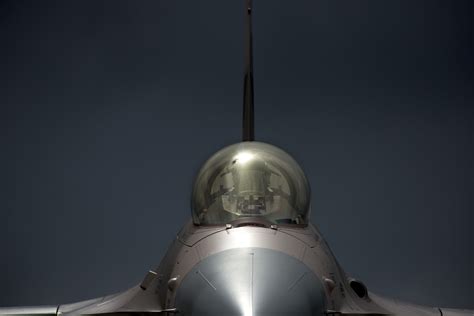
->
[0,205,472,315]
[1,1,472,316]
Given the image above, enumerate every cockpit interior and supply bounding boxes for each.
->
[192,142,311,226]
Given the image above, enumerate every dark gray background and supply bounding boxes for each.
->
[1,0,473,310]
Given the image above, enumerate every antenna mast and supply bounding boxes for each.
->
[242,0,255,141]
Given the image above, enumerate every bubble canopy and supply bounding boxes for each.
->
[192,142,311,226]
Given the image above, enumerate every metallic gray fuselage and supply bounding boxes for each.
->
[154,221,385,314]
[1,221,472,315]
[175,248,325,315]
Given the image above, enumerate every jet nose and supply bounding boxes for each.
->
[175,248,326,316]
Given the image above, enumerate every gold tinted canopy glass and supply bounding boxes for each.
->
[192,142,311,226]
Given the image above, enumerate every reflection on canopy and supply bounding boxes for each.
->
[192,142,311,226]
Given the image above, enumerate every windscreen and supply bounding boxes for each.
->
[192,142,310,226]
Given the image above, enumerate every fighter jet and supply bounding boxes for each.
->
[1,1,472,315]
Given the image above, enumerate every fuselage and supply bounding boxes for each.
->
[1,142,471,315]
[151,220,471,316]
[156,219,357,315]
[0,220,472,315]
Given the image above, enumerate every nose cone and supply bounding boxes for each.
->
[175,248,326,316]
